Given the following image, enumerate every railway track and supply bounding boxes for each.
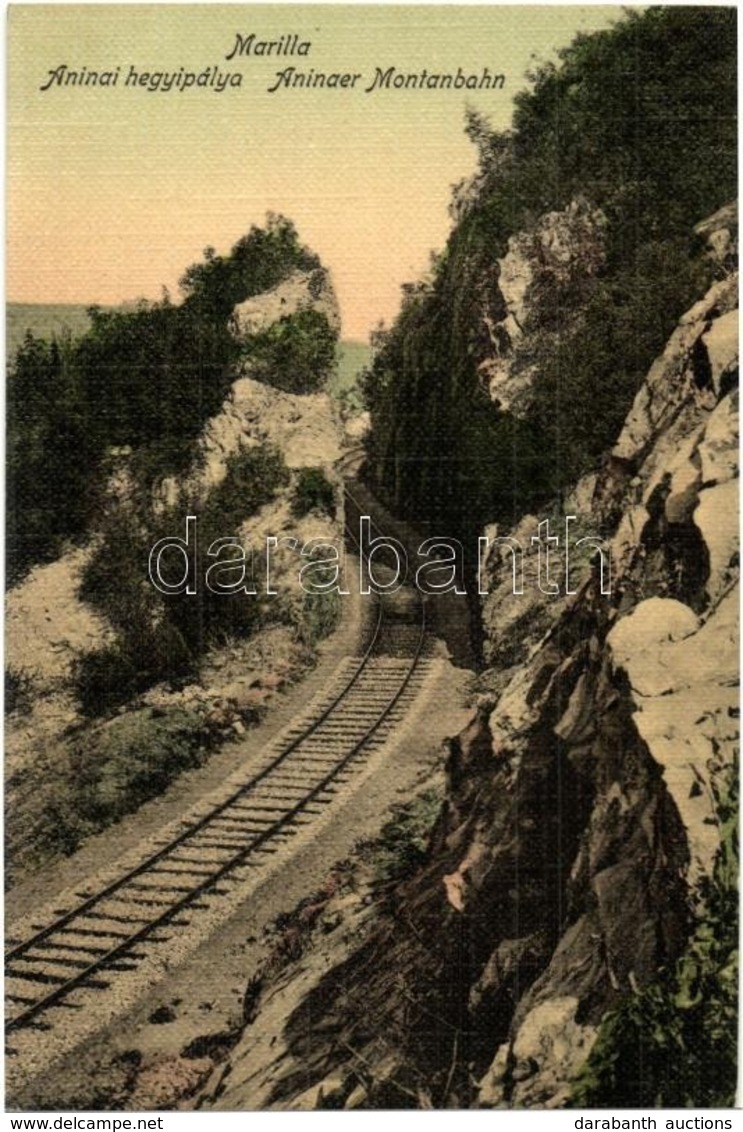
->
[5,486,429,1040]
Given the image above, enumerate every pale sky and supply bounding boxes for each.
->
[8,4,623,339]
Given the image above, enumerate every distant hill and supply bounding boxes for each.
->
[332,340,371,410]
[7,302,98,360]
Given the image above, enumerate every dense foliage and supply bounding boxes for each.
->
[363,7,736,551]
[76,298,236,483]
[7,216,335,583]
[75,444,289,716]
[291,467,337,519]
[242,308,338,393]
[7,332,103,579]
[179,215,320,322]
[12,707,212,876]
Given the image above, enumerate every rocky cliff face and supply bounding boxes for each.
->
[232,266,340,341]
[161,376,341,502]
[158,266,344,608]
[162,264,342,504]
[480,197,607,414]
[472,240,738,1106]
[198,208,737,1110]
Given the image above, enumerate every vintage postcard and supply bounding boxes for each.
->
[5,2,738,1117]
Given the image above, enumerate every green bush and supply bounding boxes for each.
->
[33,708,210,861]
[73,625,194,718]
[363,790,442,883]
[208,444,290,530]
[74,296,241,489]
[289,540,343,649]
[7,332,104,582]
[297,587,341,649]
[291,467,337,519]
[76,444,290,715]
[242,309,338,393]
[74,646,142,717]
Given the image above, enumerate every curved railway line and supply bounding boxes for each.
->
[6,484,430,1041]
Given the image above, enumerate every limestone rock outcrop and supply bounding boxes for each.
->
[463,216,739,1106]
[156,266,344,622]
[232,266,340,342]
[160,264,343,506]
[162,378,341,505]
[479,198,607,413]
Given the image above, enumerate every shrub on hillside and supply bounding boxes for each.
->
[7,215,328,581]
[7,331,103,582]
[5,666,35,717]
[360,791,442,883]
[76,444,290,715]
[32,708,210,863]
[73,625,193,718]
[291,467,337,519]
[242,310,338,393]
[297,587,341,649]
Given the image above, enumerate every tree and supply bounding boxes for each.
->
[241,309,338,393]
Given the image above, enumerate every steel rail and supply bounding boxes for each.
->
[6,493,382,969]
[5,485,426,1035]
